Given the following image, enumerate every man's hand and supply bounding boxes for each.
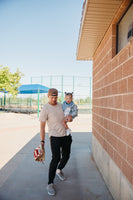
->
[41,141,45,150]
[34,144,45,162]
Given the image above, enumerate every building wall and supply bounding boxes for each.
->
[92,1,133,199]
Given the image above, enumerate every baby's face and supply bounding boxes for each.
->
[65,95,72,104]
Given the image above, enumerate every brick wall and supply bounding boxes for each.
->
[92,19,133,186]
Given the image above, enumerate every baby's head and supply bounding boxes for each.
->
[65,92,73,104]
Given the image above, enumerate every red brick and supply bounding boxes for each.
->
[104,63,111,76]
[112,46,116,58]
[108,97,114,108]
[114,150,123,170]
[93,128,97,138]
[103,140,108,152]
[111,82,118,95]
[114,66,122,81]
[97,133,104,146]
[106,85,112,96]
[113,95,123,109]
[127,146,133,167]
[102,87,106,97]
[106,129,126,158]
[110,109,117,122]
[118,79,128,94]
[104,108,111,119]
[108,71,115,84]
[117,110,127,127]
[103,98,107,107]
[113,123,122,139]
[123,94,133,110]
[131,40,133,56]
[115,139,127,159]
[128,76,133,93]
[111,56,118,70]
[101,126,106,139]
[106,132,117,150]
[99,117,104,127]
[107,49,113,61]
[122,160,133,184]
[107,120,114,133]
[122,127,133,148]
[103,118,108,130]
[107,143,114,159]
[128,112,133,130]
[104,76,109,85]
[122,58,133,78]
[119,48,129,65]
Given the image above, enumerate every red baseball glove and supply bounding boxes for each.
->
[34,144,45,162]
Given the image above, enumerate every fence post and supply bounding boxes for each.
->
[0,98,2,109]
[37,89,40,118]
[41,76,43,106]
[27,98,28,107]
[30,77,32,108]
[4,93,6,110]
[61,75,64,103]
[9,98,10,107]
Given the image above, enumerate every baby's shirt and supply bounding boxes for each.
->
[62,101,78,119]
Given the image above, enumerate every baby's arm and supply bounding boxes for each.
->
[67,115,73,122]
[71,104,78,119]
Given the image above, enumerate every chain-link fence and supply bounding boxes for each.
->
[31,75,92,114]
[0,75,92,114]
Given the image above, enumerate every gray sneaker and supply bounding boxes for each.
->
[46,183,56,196]
[56,170,65,181]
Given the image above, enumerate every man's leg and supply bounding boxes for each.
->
[48,136,60,184]
[57,135,72,170]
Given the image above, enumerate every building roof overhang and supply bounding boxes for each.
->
[76,0,124,60]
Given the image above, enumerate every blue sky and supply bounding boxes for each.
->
[0,0,92,84]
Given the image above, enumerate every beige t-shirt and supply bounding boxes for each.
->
[39,102,66,137]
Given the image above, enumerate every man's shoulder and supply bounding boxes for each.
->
[42,102,62,109]
[42,103,49,110]
[57,102,63,107]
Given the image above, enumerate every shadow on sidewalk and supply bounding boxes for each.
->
[0,132,113,200]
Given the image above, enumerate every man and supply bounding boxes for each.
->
[39,88,72,196]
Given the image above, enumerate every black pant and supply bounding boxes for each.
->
[48,135,72,184]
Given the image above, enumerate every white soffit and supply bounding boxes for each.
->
[76,0,124,60]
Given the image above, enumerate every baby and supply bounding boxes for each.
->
[62,92,78,135]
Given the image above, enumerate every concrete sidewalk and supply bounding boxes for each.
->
[0,113,114,200]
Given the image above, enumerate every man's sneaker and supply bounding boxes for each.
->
[56,170,65,181]
[66,128,71,136]
[46,183,56,196]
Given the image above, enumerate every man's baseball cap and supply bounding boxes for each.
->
[48,88,58,96]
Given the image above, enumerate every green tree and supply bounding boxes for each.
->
[85,96,92,104]
[0,65,23,97]
[79,98,85,104]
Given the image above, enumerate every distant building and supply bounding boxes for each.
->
[77,0,133,199]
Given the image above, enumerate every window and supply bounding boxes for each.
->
[117,3,133,53]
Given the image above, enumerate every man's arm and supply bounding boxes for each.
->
[40,121,46,149]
